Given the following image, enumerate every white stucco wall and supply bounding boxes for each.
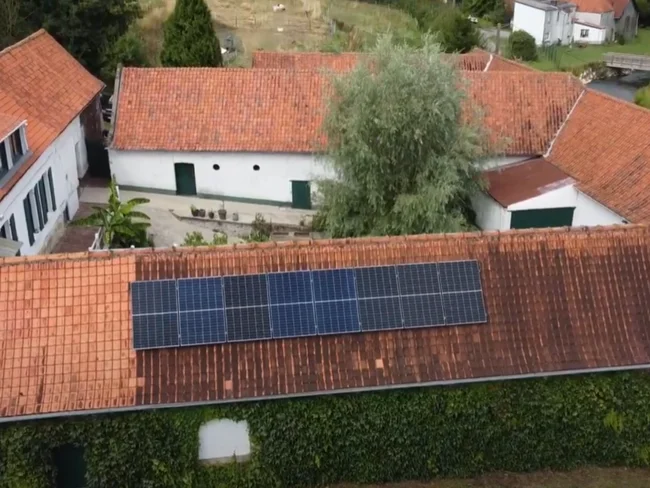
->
[481,156,532,170]
[573,22,608,43]
[473,192,511,230]
[548,8,575,45]
[572,191,625,226]
[513,3,549,45]
[0,117,83,255]
[108,150,334,204]
[508,184,576,211]
[575,11,604,25]
[616,1,639,38]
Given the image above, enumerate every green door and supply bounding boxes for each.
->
[510,207,575,229]
[291,181,311,209]
[174,163,197,196]
[54,445,87,488]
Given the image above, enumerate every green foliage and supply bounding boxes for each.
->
[101,25,149,84]
[462,0,508,21]
[182,231,228,246]
[245,213,272,242]
[72,179,151,248]
[160,0,223,67]
[508,30,538,61]
[429,7,482,53]
[634,85,650,109]
[4,373,650,487]
[318,34,486,238]
[13,0,141,77]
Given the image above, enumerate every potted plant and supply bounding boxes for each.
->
[190,204,199,217]
[218,201,227,220]
[198,208,206,218]
[232,211,239,222]
[208,210,215,219]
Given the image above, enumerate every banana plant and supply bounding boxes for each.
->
[73,179,151,248]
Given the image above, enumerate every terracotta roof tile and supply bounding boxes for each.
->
[573,0,615,12]
[0,30,103,202]
[112,69,582,156]
[2,225,650,421]
[486,55,537,72]
[548,90,650,223]
[484,157,574,206]
[0,113,25,141]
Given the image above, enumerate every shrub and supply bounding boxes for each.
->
[635,85,650,109]
[430,7,482,53]
[101,26,149,83]
[508,30,538,61]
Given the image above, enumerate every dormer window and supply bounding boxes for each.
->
[0,121,29,183]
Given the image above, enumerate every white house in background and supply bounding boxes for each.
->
[512,0,576,45]
[0,30,103,256]
[513,0,638,44]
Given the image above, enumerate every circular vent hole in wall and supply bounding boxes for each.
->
[213,164,220,170]
[198,419,251,464]
[253,165,260,171]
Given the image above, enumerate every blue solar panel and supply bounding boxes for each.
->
[133,313,179,349]
[179,309,227,346]
[442,291,487,325]
[226,306,272,341]
[358,297,403,331]
[312,269,357,302]
[315,300,360,335]
[401,294,445,328]
[397,264,441,295]
[268,271,312,304]
[355,265,399,298]
[438,261,482,293]
[131,280,177,315]
[178,277,224,311]
[271,303,317,338]
[224,274,269,308]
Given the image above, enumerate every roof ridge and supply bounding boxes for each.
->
[0,29,46,58]
[0,224,644,267]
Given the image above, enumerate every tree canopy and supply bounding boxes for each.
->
[160,0,223,67]
[316,35,487,238]
[10,0,141,77]
[429,7,482,54]
[508,30,537,61]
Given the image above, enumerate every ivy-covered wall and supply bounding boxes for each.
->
[2,372,650,488]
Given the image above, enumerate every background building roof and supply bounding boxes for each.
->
[0,30,103,201]
[2,225,650,421]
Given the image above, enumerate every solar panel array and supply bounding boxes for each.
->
[130,260,487,350]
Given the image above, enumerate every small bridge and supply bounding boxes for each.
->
[603,52,650,71]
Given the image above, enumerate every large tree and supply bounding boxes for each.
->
[317,35,487,238]
[14,0,140,76]
[160,0,222,67]
[429,7,482,54]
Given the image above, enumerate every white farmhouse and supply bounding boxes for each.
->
[513,0,638,44]
[512,0,576,45]
[0,30,103,256]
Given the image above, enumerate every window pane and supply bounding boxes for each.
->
[10,131,23,159]
[0,141,7,171]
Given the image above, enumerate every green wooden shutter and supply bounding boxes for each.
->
[34,190,44,229]
[47,168,57,211]
[39,179,49,224]
[9,215,17,242]
[23,197,35,245]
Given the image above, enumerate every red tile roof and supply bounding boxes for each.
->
[548,90,650,223]
[0,113,24,142]
[611,0,632,17]
[2,225,650,421]
[0,30,103,201]
[573,0,615,12]
[112,69,582,156]
[484,158,574,206]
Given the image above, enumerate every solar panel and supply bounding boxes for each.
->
[355,265,399,298]
[223,274,269,308]
[226,306,272,342]
[315,300,360,335]
[312,269,356,302]
[401,294,445,328]
[178,277,224,311]
[179,310,227,346]
[358,297,403,331]
[133,313,179,349]
[442,291,487,325]
[397,264,441,295]
[268,271,312,304]
[271,303,317,338]
[438,261,482,293]
[131,280,177,315]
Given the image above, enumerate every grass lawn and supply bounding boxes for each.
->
[529,28,650,71]
[138,0,416,65]
[333,467,650,488]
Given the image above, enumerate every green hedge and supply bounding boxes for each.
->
[2,372,650,487]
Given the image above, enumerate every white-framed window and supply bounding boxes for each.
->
[580,28,589,38]
[0,139,8,174]
[0,215,18,242]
